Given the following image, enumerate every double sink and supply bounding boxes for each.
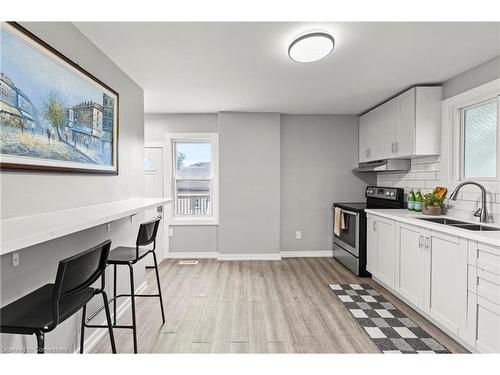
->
[417,217,500,231]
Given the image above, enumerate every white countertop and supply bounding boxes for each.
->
[0,197,172,255]
[365,209,500,247]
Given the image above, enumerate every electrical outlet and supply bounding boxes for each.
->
[295,231,302,240]
[168,228,174,237]
[106,223,112,232]
[12,252,19,267]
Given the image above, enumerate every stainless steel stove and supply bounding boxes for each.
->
[332,186,404,276]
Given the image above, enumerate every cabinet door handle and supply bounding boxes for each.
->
[395,142,399,153]
[418,235,423,248]
[391,142,395,153]
[373,221,376,231]
[425,236,430,249]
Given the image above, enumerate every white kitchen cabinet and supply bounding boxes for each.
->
[359,112,370,162]
[425,230,468,337]
[366,215,377,273]
[376,218,397,288]
[396,223,426,309]
[357,86,442,162]
[466,242,500,352]
[468,293,500,353]
[394,88,416,157]
[366,214,396,288]
[381,97,397,159]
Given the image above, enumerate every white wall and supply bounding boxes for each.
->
[0,22,145,353]
[217,112,281,256]
[280,115,372,253]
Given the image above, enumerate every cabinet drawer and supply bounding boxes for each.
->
[468,265,500,305]
[477,268,500,305]
[469,242,500,276]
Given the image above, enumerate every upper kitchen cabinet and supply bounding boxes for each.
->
[358,86,442,163]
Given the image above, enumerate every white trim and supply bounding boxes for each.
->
[166,252,218,259]
[441,78,500,185]
[165,133,219,226]
[170,217,219,226]
[76,281,147,354]
[280,250,334,258]
[144,141,166,148]
[144,142,169,260]
[217,253,282,261]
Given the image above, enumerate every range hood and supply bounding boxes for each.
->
[353,159,410,173]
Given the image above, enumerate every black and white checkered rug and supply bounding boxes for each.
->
[329,283,450,354]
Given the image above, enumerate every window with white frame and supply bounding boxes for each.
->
[167,133,218,224]
[460,97,499,180]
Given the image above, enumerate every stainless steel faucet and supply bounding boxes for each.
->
[449,181,488,223]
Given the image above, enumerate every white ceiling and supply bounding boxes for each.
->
[74,22,500,114]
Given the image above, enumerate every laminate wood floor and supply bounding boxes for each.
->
[91,257,467,353]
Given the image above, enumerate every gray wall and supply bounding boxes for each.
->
[443,55,500,99]
[280,115,369,252]
[1,22,145,353]
[145,113,370,256]
[217,112,281,255]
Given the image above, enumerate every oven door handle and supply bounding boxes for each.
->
[338,209,359,216]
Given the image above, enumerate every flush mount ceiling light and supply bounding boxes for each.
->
[288,32,335,63]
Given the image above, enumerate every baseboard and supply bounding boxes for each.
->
[77,281,147,354]
[280,250,333,258]
[166,252,218,259]
[217,253,282,261]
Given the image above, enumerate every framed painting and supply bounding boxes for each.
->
[0,22,119,174]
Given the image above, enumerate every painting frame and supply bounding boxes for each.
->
[0,22,119,174]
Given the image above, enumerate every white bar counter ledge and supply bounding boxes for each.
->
[0,197,172,255]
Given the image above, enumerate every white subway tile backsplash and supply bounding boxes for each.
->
[411,163,427,172]
[425,162,440,172]
[376,156,500,219]
[460,192,483,202]
[425,172,437,181]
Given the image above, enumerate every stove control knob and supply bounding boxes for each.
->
[385,191,391,196]
[390,192,395,196]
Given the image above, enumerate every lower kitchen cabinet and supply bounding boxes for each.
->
[466,242,500,352]
[468,292,500,353]
[366,215,396,289]
[367,213,477,351]
[396,223,426,309]
[376,218,397,289]
[426,231,468,336]
[366,215,377,274]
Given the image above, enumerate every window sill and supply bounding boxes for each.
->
[169,217,219,226]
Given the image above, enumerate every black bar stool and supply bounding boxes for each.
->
[85,217,165,353]
[0,240,116,354]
